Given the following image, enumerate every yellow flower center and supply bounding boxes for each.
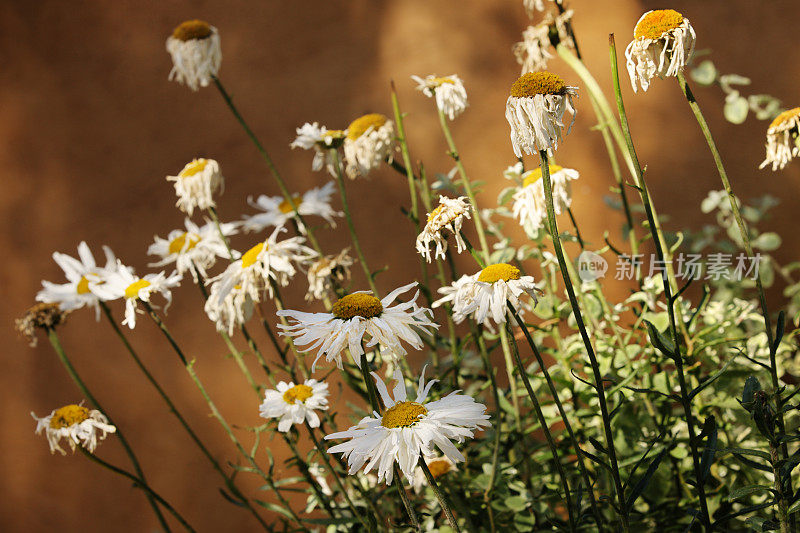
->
[278,195,303,214]
[427,205,445,223]
[430,77,455,86]
[179,158,208,178]
[172,20,213,41]
[478,263,521,283]
[241,242,266,269]
[125,279,151,299]
[382,401,428,428]
[49,404,90,429]
[332,293,383,320]
[347,114,388,141]
[522,165,563,188]
[634,9,685,40]
[510,72,567,97]
[427,458,453,478]
[76,276,92,294]
[769,107,800,130]
[283,384,314,405]
[168,232,200,255]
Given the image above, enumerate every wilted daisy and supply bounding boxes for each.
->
[166,158,224,216]
[166,19,221,91]
[277,282,438,371]
[291,122,347,176]
[412,456,456,493]
[511,164,579,234]
[148,218,238,282]
[94,263,182,329]
[433,263,538,326]
[343,114,395,179]
[505,71,578,157]
[259,379,329,432]
[15,303,68,347]
[760,108,800,171]
[306,248,354,302]
[411,75,468,120]
[416,196,472,262]
[242,182,341,233]
[625,9,696,93]
[325,366,489,485]
[205,227,317,334]
[32,404,116,455]
[513,10,575,74]
[36,242,122,319]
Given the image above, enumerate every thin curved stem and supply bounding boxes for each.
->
[420,459,462,533]
[46,328,171,532]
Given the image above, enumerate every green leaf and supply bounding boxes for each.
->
[689,354,738,400]
[505,495,529,512]
[253,499,296,520]
[699,415,718,483]
[643,319,675,356]
[724,96,749,124]
[726,484,773,502]
[302,517,359,525]
[691,60,717,86]
[625,447,668,513]
[742,376,762,406]
[497,186,517,206]
[752,232,782,251]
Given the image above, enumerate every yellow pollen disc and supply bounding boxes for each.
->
[510,72,567,97]
[522,165,563,188]
[769,107,800,129]
[283,384,314,405]
[347,114,388,141]
[49,404,90,429]
[431,77,455,86]
[382,401,428,428]
[332,293,383,320]
[168,232,200,254]
[125,279,151,299]
[634,10,685,40]
[478,263,521,283]
[322,130,346,140]
[172,19,213,41]
[179,158,208,178]
[427,205,445,223]
[427,459,452,479]
[278,195,302,214]
[76,276,92,295]
[241,242,266,269]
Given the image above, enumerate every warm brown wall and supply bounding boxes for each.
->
[2,1,799,531]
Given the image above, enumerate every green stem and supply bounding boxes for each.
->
[420,459,462,533]
[78,448,195,532]
[211,75,322,254]
[539,151,629,532]
[330,148,379,296]
[99,302,270,530]
[46,328,171,532]
[608,39,710,530]
[434,103,490,262]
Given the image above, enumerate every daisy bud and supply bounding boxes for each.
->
[505,72,578,157]
[624,9,696,93]
[166,19,222,91]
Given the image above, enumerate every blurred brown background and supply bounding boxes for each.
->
[2,0,799,531]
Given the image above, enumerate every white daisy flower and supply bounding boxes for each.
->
[505,72,578,157]
[277,282,438,371]
[306,248,354,302]
[259,379,329,432]
[343,114,395,179]
[325,366,489,485]
[433,263,538,326]
[624,9,696,93]
[412,456,456,493]
[32,404,116,455]
[291,122,347,176]
[94,263,182,329]
[411,74,469,120]
[511,164,579,234]
[166,20,221,91]
[513,11,575,74]
[760,108,800,171]
[204,227,317,334]
[242,182,342,233]
[166,158,224,216]
[36,241,123,319]
[416,196,472,263]
[523,0,546,16]
[147,218,238,282]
